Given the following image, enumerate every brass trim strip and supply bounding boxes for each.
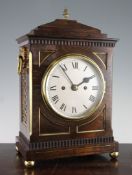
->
[29,52,33,136]
[39,107,70,136]
[76,125,104,133]
[39,50,55,67]
[93,52,106,69]
[76,105,106,133]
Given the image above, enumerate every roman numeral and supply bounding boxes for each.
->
[83,66,88,71]
[50,86,57,91]
[92,86,99,90]
[72,107,77,113]
[52,95,59,104]
[83,105,87,109]
[72,62,78,69]
[89,95,95,102]
[60,103,66,111]
[60,64,67,71]
[52,75,60,78]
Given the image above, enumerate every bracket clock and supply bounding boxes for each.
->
[16,9,119,167]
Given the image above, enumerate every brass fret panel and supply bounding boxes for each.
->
[21,69,29,126]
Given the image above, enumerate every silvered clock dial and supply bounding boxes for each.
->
[41,54,105,119]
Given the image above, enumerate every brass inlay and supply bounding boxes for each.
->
[39,51,55,67]
[76,126,104,133]
[39,108,70,136]
[63,8,69,19]
[41,53,106,121]
[77,105,106,133]
[29,52,33,136]
[93,52,107,69]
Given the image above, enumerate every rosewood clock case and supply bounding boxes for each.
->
[16,19,119,165]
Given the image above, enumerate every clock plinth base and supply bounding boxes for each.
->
[16,136,119,165]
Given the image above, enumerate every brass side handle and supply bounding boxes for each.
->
[17,47,29,75]
[17,55,23,75]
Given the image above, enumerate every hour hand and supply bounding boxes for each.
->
[83,75,95,83]
[77,75,95,87]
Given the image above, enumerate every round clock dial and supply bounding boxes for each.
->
[42,54,105,119]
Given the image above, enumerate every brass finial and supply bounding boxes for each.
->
[63,8,69,19]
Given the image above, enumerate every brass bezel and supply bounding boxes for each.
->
[41,53,106,121]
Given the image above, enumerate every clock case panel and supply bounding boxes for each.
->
[16,19,118,161]
[33,47,108,137]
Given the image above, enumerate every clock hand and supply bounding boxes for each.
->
[59,65,74,85]
[76,75,95,87]
[59,65,95,91]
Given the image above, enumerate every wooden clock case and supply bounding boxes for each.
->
[16,19,119,165]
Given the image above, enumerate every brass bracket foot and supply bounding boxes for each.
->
[24,161,35,167]
[109,152,119,159]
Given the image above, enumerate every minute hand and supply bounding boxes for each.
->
[76,75,95,87]
[59,65,74,85]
